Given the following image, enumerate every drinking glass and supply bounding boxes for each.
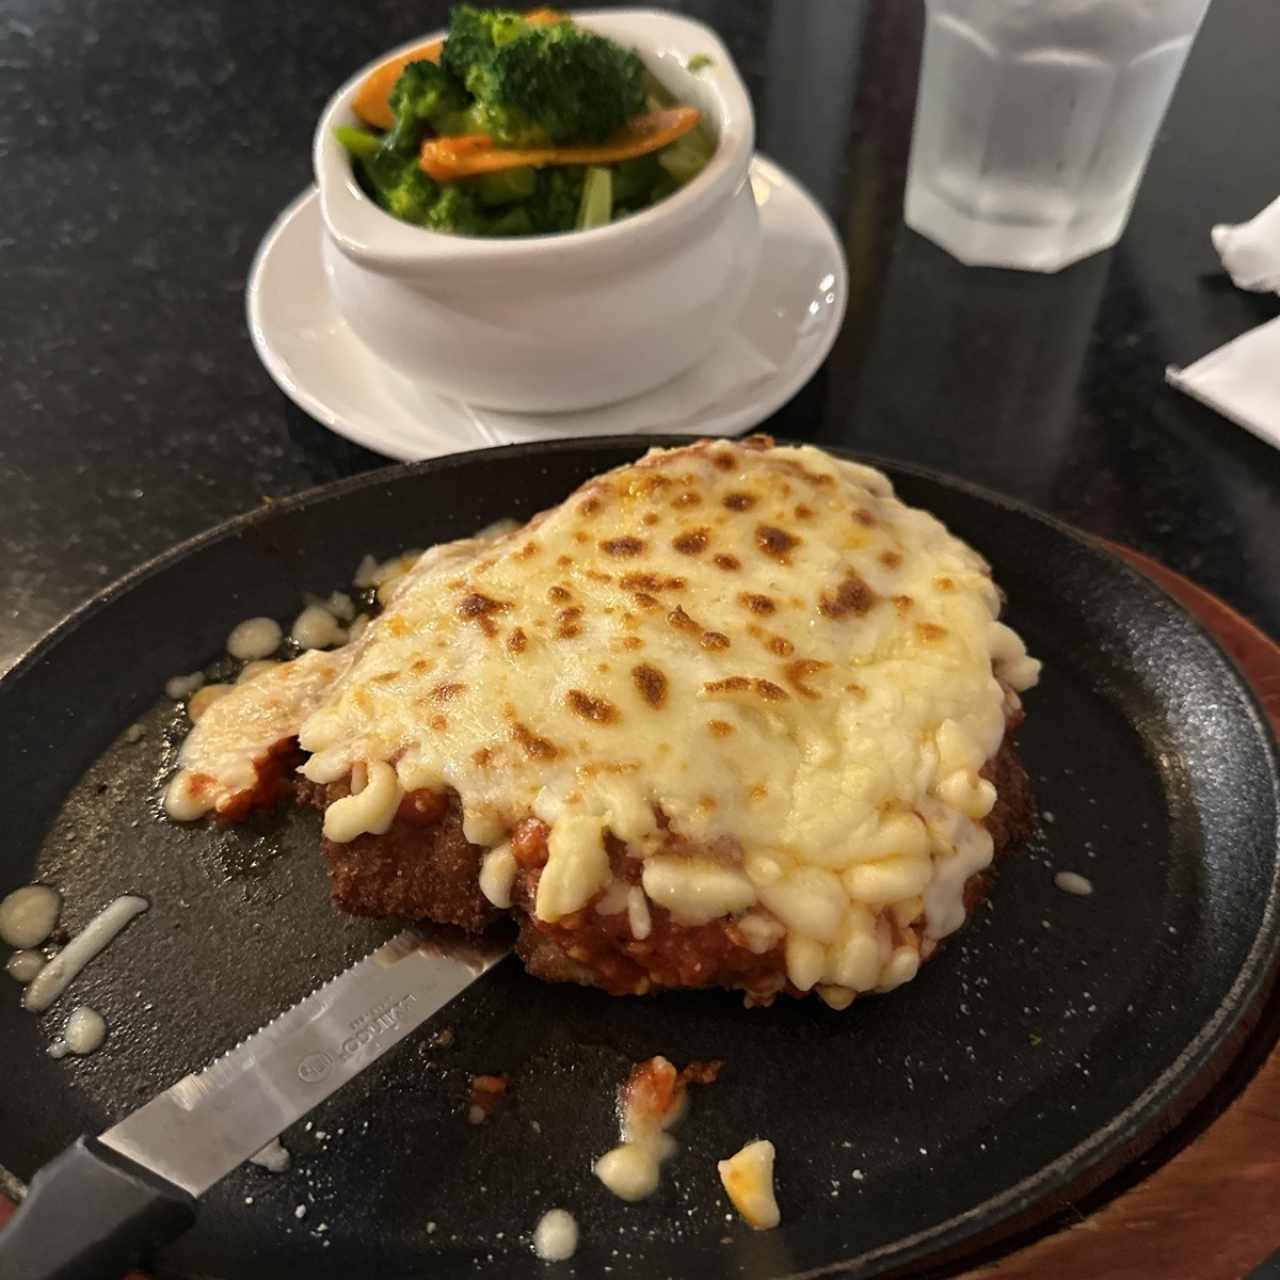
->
[905,0,1212,272]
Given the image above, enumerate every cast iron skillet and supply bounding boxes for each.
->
[0,437,1277,1280]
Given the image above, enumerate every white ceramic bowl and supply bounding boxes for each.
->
[314,9,760,413]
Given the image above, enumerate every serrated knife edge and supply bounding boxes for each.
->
[98,926,509,1198]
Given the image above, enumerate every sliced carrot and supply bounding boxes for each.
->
[419,107,703,182]
[352,39,444,131]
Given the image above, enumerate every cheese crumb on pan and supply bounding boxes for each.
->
[532,1208,578,1261]
[166,439,1040,1002]
[594,1056,685,1201]
[718,1139,780,1230]
[595,1056,721,1201]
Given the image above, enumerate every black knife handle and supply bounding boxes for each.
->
[0,1136,196,1280]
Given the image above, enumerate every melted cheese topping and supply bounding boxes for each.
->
[170,441,1039,997]
[165,647,357,820]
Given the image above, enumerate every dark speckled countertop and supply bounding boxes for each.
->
[1,0,1278,671]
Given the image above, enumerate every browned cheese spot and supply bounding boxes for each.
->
[557,554,573,567]
[880,549,903,569]
[846,682,866,699]
[750,784,769,801]
[703,676,789,702]
[507,627,528,654]
[620,635,643,651]
[713,554,741,572]
[819,573,877,619]
[785,659,829,700]
[794,504,814,520]
[934,576,956,592]
[371,671,399,685]
[430,714,448,732]
[667,605,700,633]
[578,495,604,517]
[739,592,776,615]
[632,593,659,610]
[517,541,540,560]
[632,664,668,708]
[642,512,660,527]
[672,528,709,555]
[410,658,434,675]
[766,636,795,657]
[723,492,756,512]
[917,622,948,642]
[473,747,494,767]
[547,585,572,603]
[756,524,799,563]
[621,572,685,593]
[853,508,877,528]
[631,473,670,497]
[386,614,409,637]
[556,606,584,639]
[566,689,619,724]
[601,536,645,557]
[892,594,913,616]
[711,451,736,472]
[700,631,731,651]
[672,491,702,509]
[585,570,613,584]
[459,592,509,620]
[431,682,466,701]
[511,722,558,760]
[708,720,735,737]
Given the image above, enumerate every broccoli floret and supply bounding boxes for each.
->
[380,163,443,224]
[419,183,488,235]
[349,147,488,236]
[520,166,586,234]
[442,5,530,79]
[385,59,472,155]
[443,6,646,145]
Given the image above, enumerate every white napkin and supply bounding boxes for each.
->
[1165,196,1280,448]
[1211,195,1280,294]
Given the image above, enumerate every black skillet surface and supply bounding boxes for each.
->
[1,437,1277,1280]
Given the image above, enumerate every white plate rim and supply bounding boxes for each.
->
[245,155,848,462]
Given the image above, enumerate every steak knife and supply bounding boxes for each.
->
[0,926,509,1280]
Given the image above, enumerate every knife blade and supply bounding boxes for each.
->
[0,925,509,1280]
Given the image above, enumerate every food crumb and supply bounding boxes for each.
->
[1054,871,1094,896]
[467,1073,508,1124]
[718,1139,781,1230]
[533,1208,578,1262]
[427,1221,437,1234]
[294,1204,307,1221]
[124,724,145,744]
[249,1138,291,1173]
[244,1196,254,1205]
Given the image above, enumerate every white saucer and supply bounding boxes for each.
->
[246,157,847,462]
